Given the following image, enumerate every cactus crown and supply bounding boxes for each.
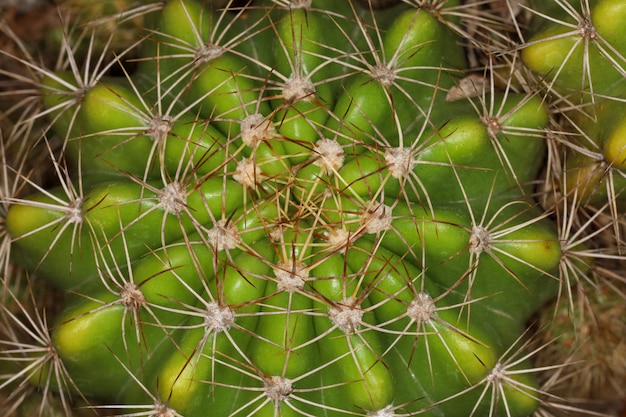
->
[1,0,626,416]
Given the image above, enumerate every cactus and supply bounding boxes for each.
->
[0,0,625,416]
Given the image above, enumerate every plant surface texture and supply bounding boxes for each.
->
[0,1,625,417]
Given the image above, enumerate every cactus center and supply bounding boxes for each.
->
[274,259,309,291]
[313,139,345,173]
[233,157,266,189]
[470,225,491,255]
[362,203,393,234]
[158,182,187,215]
[371,63,397,86]
[66,198,84,224]
[264,375,293,402]
[326,227,352,253]
[385,147,416,179]
[152,401,177,417]
[417,0,448,15]
[147,115,172,143]
[205,219,241,251]
[407,292,436,323]
[240,113,276,147]
[329,298,364,333]
[282,73,315,103]
[281,0,312,8]
[487,362,506,384]
[368,405,396,417]
[204,302,234,332]
[120,282,146,311]
[194,44,225,66]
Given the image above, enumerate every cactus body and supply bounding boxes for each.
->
[522,0,626,210]
[2,1,578,416]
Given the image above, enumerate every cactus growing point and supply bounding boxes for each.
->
[1,0,625,416]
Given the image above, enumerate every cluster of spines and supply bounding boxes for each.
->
[514,0,626,414]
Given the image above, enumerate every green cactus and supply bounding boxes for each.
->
[519,0,626,412]
[521,0,626,211]
[1,0,625,416]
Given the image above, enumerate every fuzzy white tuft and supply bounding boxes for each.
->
[329,298,363,333]
[274,259,310,291]
[206,219,241,251]
[385,147,416,179]
[282,73,316,103]
[406,292,436,323]
[233,157,266,189]
[363,203,393,234]
[240,113,275,147]
[313,139,345,174]
[158,182,187,215]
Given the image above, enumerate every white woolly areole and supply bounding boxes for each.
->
[147,115,172,143]
[368,405,396,417]
[406,292,436,323]
[371,62,396,86]
[487,362,506,384]
[268,224,285,242]
[363,203,393,234]
[120,282,146,311]
[152,401,177,417]
[281,0,312,8]
[158,182,187,215]
[204,302,234,333]
[274,260,309,292]
[194,43,224,66]
[233,157,265,189]
[264,375,293,402]
[313,139,345,173]
[206,219,241,251]
[469,225,491,255]
[385,147,416,179]
[67,198,84,224]
[327,228,352,253]
[240,113,275,147]
[282,73,315,103]
[329,298,363,333]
